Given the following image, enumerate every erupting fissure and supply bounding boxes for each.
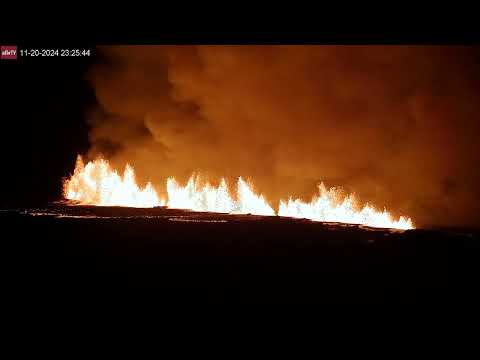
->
[63,156,414,230]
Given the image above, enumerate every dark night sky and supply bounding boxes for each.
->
[0,52,96,207]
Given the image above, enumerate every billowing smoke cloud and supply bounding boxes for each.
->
[85,45,480,228]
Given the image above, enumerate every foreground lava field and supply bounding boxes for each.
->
[2,204,479,305]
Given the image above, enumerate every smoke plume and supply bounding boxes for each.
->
[85,45,480,228]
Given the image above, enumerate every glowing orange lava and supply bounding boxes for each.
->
[63,156,164,208]
[166,176,275,216]
[63,156,414,230]
[278,183,413,230]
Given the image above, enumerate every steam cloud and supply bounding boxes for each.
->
[85,46,480,228]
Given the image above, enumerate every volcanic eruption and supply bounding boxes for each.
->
[62,45,480,230]
[63,155,414,229]
[5,44,480,308]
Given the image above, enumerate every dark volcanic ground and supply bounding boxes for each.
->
[2,204,479,305]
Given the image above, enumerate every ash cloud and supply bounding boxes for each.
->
[85,45,480,228]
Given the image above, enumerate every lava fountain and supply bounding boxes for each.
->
[63,156,414,230]
[63,156,164,208]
